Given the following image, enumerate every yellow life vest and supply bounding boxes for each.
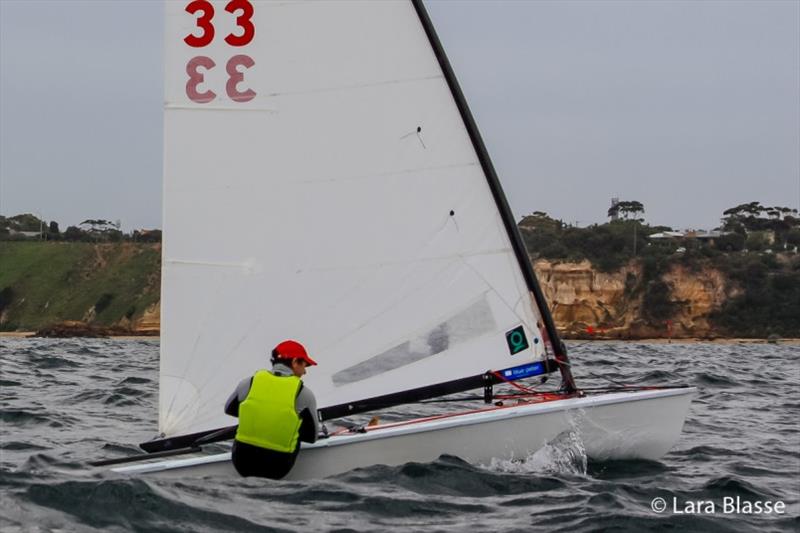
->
[235,370,302,453]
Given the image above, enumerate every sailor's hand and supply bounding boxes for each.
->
[317,423,329,439]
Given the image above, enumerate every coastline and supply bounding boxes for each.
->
[567,337,800,345]
[0,331,797,344]
[0,332,159,340]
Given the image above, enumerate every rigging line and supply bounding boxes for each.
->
[180,316,269,422]
[291,210,483,360]
[326,386,563,414]
[173,408,233,433]
[162,270,247,429]
[171,241,469,424]
[359,211,482,316]
[289,207,463,338]
[166,278,285,427]
[322,255,465,352]
[186,328,288,426]
[296,254,436,346]
[455,246,539,341]
[180,254,443,398]
[491,370,540,395]
[456,212,541,332]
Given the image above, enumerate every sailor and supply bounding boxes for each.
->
[224,339,320,479]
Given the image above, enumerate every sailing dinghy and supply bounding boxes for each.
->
[100,0,694,480]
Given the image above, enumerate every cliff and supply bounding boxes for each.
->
[2,242,796,338]
[534,259,731,339]
[0,241,160,334]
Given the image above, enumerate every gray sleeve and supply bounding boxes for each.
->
[296,385,320,438]
[224,377,253,417]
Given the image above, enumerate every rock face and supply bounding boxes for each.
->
[132,302,161,335]
[108,262,729,339]
[661,264,730,337]
[533,259,729,339]
[34,321,144,338]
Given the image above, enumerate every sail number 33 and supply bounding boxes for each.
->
[183,0,256,104]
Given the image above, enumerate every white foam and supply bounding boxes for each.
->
[483,409,588,476]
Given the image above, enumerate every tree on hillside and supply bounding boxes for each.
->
[608,200,645,221]
[721,202,800,248]
[47,221,61,238]
[80,219,113,232]
[63,226,86,241]
[80,219,121,242]
[8,213,43,232]
[787,229,800,246]
[519,211,561,231]
[133,229,162,243]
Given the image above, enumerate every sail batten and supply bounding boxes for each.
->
[161,0,558,438]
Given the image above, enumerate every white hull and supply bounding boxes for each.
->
[112,388,694,480]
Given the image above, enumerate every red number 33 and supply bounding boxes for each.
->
[184,0,255,48]
[186,55,256,104]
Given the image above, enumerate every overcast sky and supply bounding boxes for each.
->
[1,0,798,231]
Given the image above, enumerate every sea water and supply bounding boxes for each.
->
[1,339,798,532]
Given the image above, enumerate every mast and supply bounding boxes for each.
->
[411,0,576,392]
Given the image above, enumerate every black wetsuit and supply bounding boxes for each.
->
[224,364,318,479]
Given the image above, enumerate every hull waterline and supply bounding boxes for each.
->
[111,387,695,480]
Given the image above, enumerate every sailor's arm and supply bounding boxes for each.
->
[224,377,253,417]
[296,386,320,443]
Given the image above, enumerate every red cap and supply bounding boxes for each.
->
[274,340,317,366]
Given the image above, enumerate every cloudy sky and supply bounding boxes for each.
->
[1,0,798,231]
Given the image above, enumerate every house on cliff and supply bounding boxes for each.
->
[648,229,730,248]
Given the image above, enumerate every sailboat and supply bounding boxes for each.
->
[101,0,694,480]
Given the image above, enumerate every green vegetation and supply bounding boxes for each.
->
[519,211,657,272]
[0,241,160,331]
[2,204,798,338]
[0,213,161,242]
[519,201,800,338]
[709,253,800,338]
[607,200,644,221]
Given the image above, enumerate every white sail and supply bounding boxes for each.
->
[161,0,550,437]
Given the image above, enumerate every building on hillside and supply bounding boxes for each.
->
[647,229,730,248]
[609,197,620,222]
[647,231,684,240]
[5,229,43,239]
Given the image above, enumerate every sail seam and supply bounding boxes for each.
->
[262,74,444,98]
[296,248,512,273]
[296,162,479,185]
[165,74,445,111]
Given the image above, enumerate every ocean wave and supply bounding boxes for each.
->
[23,479,281,533]
[0,409,78,429]
[694,372,741,387]
[1,339,798,532]
[701,475,780,500]
[25,354,82,370]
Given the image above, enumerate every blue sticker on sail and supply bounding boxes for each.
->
[500,362,547,381]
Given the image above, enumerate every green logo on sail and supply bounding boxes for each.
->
[506,326,529,355]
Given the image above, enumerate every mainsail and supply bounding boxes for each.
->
[160,0,572,440]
